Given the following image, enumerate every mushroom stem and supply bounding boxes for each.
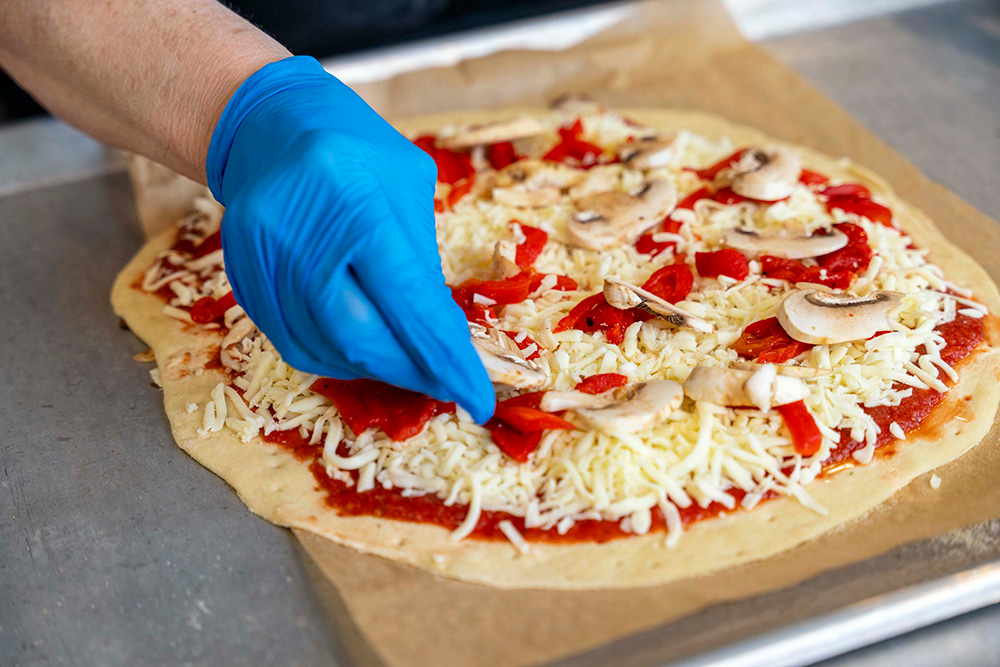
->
[683,364,809,411]
[603,278,713,334]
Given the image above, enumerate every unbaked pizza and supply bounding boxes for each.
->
[113,103,1000,588]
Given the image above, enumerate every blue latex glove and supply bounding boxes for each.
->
[206,56,495,423]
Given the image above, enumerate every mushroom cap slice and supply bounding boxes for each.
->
[439,116,545,150]
[469,323,547,389]
[492,240,521,280]
[603,278,714,334]
[562,380,684,434]
[492,159,585,209]
[618,135,677,170]
[567,179,678,251]
[777,290,904,345]
[729,147,802,202]
[683,364,809,411]
[723,227,849,260]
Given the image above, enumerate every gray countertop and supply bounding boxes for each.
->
[2,1,1000,665]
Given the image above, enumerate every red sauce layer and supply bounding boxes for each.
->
[260,315,984,543]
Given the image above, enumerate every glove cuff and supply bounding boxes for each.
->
[205,55,327,204]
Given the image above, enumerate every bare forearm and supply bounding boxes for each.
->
[0,0,290,182]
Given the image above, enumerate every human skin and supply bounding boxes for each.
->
[0,0,290,182]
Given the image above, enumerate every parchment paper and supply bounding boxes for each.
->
[129,1,1000,664]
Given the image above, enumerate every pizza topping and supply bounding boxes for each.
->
[730,360,831,378]
[618,135,677,170]
[683,364,809,411]
[469,322,547,388]
[776,400,823,456]
[568,179,678,250]
[575,372,629,394]
[777,290,904,344]
[541,380,684,434]
[695,249,750,281]
[486,392,574,463]
[641,263,694,303]
[492,159,584,208]
[413,135,476,185]
[603,278,713,333]
[543,118,605,167]
[439,116,545,149]
[492,240,521,279]
[726,146,802,201]
[732,317,814,363]
[722,227,849,259]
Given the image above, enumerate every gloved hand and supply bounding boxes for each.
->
[206,56,494,423]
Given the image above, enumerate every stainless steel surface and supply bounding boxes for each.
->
[3,0,1000,665]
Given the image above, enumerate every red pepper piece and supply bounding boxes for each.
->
[529,272,578,293]
[471,271,533,305]
[433,199,445,213]
[642,263,693,303]
[677,186,714,210]
[494,405,575,432]
[486,420,542,463]
[487,141,521,170]
[634,216,684,257]
[576,373,628,395]
[189,291,237,324]
[485,392,573,462]
[695,249,750,281]
[710,187,754,206]
[761,255,807,283]
[513,223,548,268]
[413,135,476,185]
[691,149,746,180]
[503,330,542,360]
[449,279,493,324]
[543,119,604,166]
[446,176,475,209]
[732,317,813,364]
[310,378,455,442]
[817,222,873,274]
[553,293,643,345]
[821,183,872,199]
[776,400,823,456]
[825,195,893,227]
[191,230,222,258]
[799,169,830,187]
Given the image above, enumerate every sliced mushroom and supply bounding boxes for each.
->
[492,240,521,280]
[727,147,802,201]
[603,278,713,334]
[492,159,585,208]
[777,290,904,344]
[618,135,677,170]
[683,364,809,411]
[439,116,545,150]
[541,380,683,434]
[730,361,832,378]
[469,323,547,389]
[723,227,848,259]
[567,164,625,199]
[221,316,256,350]
[567,179,677,250]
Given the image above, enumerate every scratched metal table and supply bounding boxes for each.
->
[3,1,1000,665]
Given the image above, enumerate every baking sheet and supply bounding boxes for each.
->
[126,0,1000,664]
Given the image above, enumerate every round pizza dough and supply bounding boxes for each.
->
[112,108,1000,589]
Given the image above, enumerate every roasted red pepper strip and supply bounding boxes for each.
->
[642,263,693,303]
[487,141,521,170]
[528,272,577,293]
[821,183,871,199]
[825,195,893,227]
[634,216,683,257]
[553,293,646,345]
[191,230,222,258]
[446,176,475,209]
[695,249,750,281]
[799,169,830,187]
[543,119,604,167]
[817,222,873,275]
[576,373,628,395]
[503,330,542,360]
[190,291,237,324]
[690,149,746,180]
[776,400,823,456]
[310,378,455,442]
[413,135,476,185]
[485,392,573,462]
[513,223,548,268]
[732,317,813,363]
